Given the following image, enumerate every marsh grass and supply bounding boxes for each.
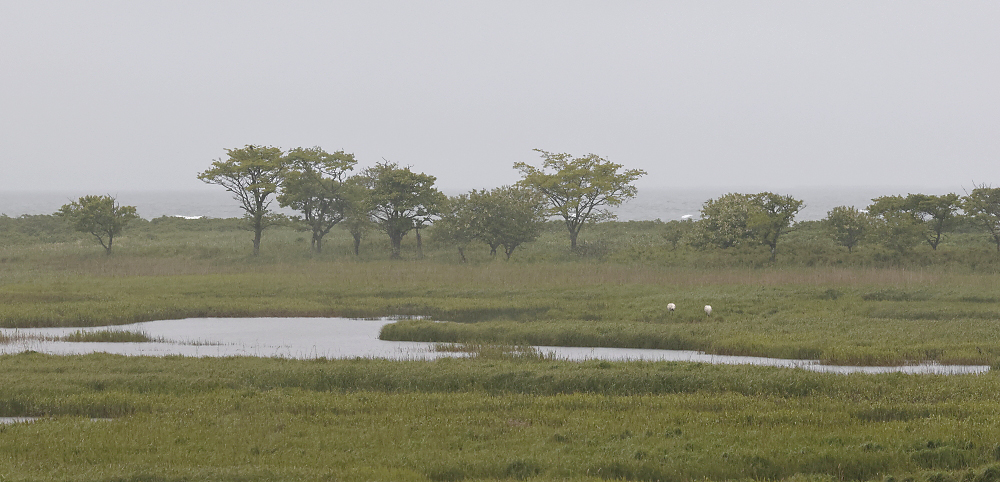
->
[1,248,999,365]
[0,330,164,345]
[1,353,1000,481]
[57,329,162,343]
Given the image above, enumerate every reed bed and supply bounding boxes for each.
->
[0,353,1000,481]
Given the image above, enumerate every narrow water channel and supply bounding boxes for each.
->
[0,317,988,375]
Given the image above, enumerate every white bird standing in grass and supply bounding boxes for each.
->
[704,305,712,316]
[667,303,675,312]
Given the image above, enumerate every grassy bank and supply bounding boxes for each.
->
[1,353,1000,481]
[2,257,999,365]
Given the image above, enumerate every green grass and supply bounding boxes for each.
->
[1,353,1000,481]
[1,258,998,365]
[57,329,160,343]
[4,215,1000,479]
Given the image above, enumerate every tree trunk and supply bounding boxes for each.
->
[415,228,423,259]
[489,244,499,257]
[457,247,466,263]
[253,229,262,256]
[570,230,579,250]
[314,234,323,254]
[390,233,403,259]
[352,232,362,256]
[105,234,113,256]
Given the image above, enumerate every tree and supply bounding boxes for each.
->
[907,193,961,250]
[692,193,760,249]
[198,145,284,256]
[340,177,376,256]
[824,206,870,253]
[515,149,646,250]
[962,186,1000,251]
[867,196,925,254]
[750,192,804,261]
[359,161,446,258]
[277,147,356,253]
[693,192,803,260]
[57,195,138,255]
[433,194,477,263]
[471,186,547,260]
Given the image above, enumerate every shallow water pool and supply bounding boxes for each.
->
[0,317,988,375]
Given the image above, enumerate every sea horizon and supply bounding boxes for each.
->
[0,185,971,223]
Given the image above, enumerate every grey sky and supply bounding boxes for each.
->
[1,1,997,193]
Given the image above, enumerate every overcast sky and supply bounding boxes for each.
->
[1,1,997,193]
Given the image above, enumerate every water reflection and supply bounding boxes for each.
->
[0,318,988,375]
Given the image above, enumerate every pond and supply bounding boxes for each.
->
[0,317,989,375]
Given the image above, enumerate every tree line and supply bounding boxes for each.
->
[53,146,645,257]
[671,188,1000,260]
[46,145,1000,260]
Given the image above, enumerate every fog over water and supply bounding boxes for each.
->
[0,186,964,222]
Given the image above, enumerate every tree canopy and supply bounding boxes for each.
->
[694,192,803,260]
[277,147,356,253]
[57,195,138,255]
[359,161,445,258]
[515,149,645,250]
[198,145,284,256]
[962,186,1000,251]
[824,206,870,253]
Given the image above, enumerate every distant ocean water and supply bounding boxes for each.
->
[0,187,955,222]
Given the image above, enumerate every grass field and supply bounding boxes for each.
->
[2,216,1000,480]
[1,353,1000,482]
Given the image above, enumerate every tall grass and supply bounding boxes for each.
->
[0,353,999,481]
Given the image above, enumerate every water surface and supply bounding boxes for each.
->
[0,318,988,375]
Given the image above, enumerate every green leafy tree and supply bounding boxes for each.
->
[198,145,284,256]
[693,192,803,260]
[277,147,357,253]
[962,186,1000,251]
[359,161,446,258]
[433,194,477,263]
[751,192,804,261]
[907,193,961,250]
[824,206,871,253]
[472,186,548,260]
[57,195,138,255]
[692,193,760,250]
[867,196,925,254]
[340,177,376,256]
[515,149,646,250]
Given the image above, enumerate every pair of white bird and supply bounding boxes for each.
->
[666,303,712,316]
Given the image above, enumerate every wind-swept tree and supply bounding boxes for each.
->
[198,145,284,256]
[824,205,870,253]
[278,147,356,253]
[57,195,138,255]
[359,161,445,258]
[515,149,645,250]
[962,186,1000,251]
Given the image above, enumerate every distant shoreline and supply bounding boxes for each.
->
[0,186,966,222]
